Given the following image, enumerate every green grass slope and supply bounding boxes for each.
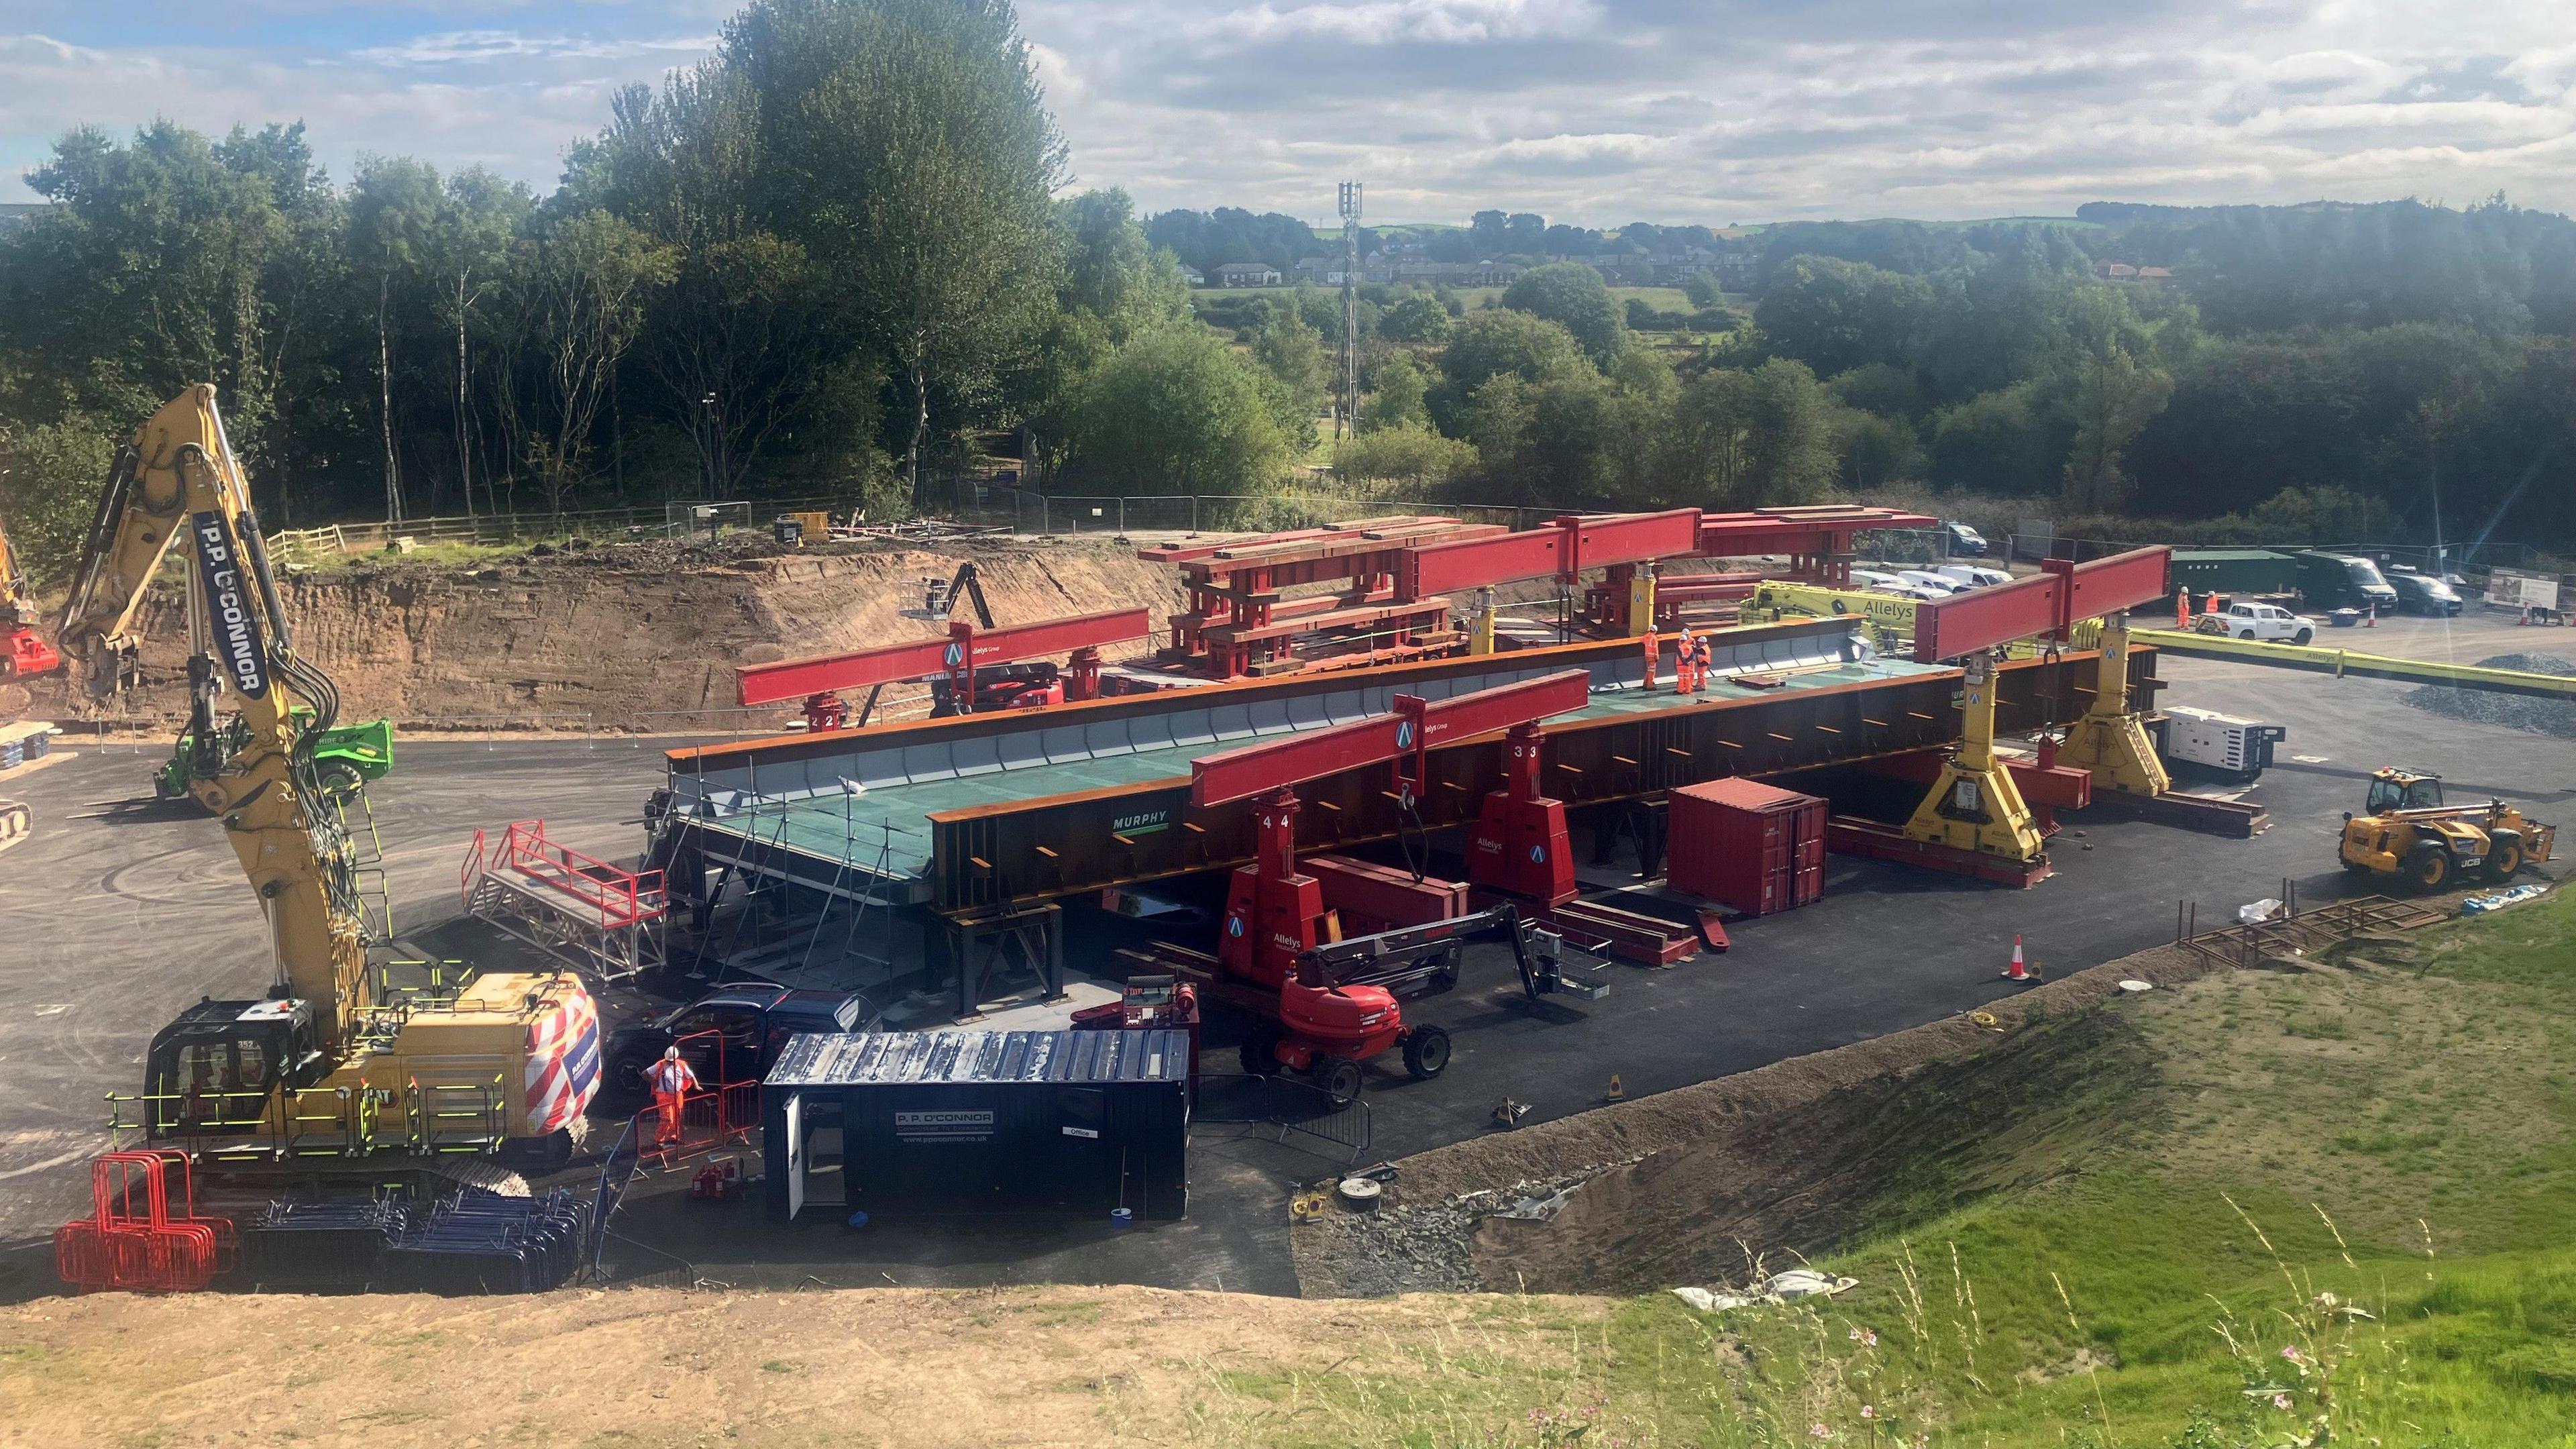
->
[1240,887,2576,1447]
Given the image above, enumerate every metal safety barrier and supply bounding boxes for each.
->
[1191,1071,1373,1165]
[56,1150,237,1293]
[2174,886,2449,969]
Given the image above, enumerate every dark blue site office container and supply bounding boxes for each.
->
[762,1028,1189,1222]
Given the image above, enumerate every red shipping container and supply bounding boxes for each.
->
[1666,777,1827,917]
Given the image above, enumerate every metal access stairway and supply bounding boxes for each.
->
[463,820,667,980]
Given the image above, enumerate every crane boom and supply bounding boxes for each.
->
[57,386,369,1054]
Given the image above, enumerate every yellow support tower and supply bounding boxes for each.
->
[1902,651,2046,863]
[1626,564,1657,638]
[1465,586,1498,655]
[2055,614,2169,798]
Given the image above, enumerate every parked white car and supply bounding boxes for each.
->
[2194,600,2317,645]
[1896,570,1968,595]
[1936,565,2011,589]
[1848,569,1906,591]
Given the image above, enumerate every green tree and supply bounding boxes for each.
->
[1253,302,1330,449]
[1501,262,1627,368]
[1332,423,1475,489]
[1379,293,1452,345]
[1362,354,1430,431]
[0,122,290,468]
[1662,359,1838,506]
[1928,380,2065,496]
[1755,255,1935,380]
[1835,409,1925,490]
[1683,270,1725,309]
[1067,325,1287,494]
[350,154,447,522]
[0,413,119,584]
[1432,309,1591,431]
[506,211,674,513]
[2061,350,2174,512]
[731,0,1069,498]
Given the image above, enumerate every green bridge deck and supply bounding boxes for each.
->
[657,619,2149,918]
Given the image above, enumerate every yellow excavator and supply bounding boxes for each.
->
[2,508,65,851]
[58,386,600,1175]
[2338,767,2555,892]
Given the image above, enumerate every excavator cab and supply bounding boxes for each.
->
[141,998,323,1140]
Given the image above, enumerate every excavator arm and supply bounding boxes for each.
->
[57,386,370,1054]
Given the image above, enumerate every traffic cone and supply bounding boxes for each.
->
[2519,606,2531,626]
[1607,1074,1625,1102]
[2000,934,2034,982]
[2365,601,2376,628]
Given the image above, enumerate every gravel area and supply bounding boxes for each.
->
[2406,653,2576,738]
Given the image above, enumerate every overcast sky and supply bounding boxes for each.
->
[6,1,2575,226]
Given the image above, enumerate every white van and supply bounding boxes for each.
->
[1937,565,2010,589]
[1896,570,1968,595]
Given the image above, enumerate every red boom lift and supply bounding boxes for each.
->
[1127,669,1607,1102]
[737,605,1154,733]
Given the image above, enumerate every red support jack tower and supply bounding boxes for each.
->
[1189,669,1593,989]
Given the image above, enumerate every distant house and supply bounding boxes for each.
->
[2135,266,2175,283]
[1179,266,1205,286]
[1214,262,1282,286]
[2096,262,2139,280]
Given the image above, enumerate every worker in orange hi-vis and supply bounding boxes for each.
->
[1641,625,1660,689]
[1693,631,1714,692]
[2176,590,2192,629]
[1674,627,1699,694]
[646,1046,699,1146]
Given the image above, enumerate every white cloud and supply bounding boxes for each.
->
[7,0,2576,221]
[1188,0,1598,49]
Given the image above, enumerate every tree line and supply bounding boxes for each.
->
[5,0,2575,580]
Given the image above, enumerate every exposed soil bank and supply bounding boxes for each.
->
[3,535,1188,731]
[1291,909,2463,1299]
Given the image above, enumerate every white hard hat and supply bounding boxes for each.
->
[663,1046,681,1061]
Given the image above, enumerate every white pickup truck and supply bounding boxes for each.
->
[2194,600,2318,645]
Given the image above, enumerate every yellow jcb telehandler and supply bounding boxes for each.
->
[2339,767,2555,892]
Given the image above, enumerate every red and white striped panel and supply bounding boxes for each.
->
[523,987,602,1134]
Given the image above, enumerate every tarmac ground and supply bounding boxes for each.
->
[3,651,2569,1300]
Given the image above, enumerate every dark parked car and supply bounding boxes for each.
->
[606,983,881,1096]
[2387,568,2463,616]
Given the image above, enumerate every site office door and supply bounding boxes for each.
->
[1051,1086,1117,1212]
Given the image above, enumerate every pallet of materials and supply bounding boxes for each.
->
[0,721,54,771]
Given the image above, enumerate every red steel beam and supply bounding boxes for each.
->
[1561,507,1706,575]
[1191,668,1591,808]
[1136,517,1438,565]
[1910,547,2171,662]
[1397,527,1566,599]
[737,606,1152,706]
[1695,506,1938,556]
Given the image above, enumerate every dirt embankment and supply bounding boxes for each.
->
[3,536,1189,731]
[1295,936,2261,1299]
[0,1283,1625,1448]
